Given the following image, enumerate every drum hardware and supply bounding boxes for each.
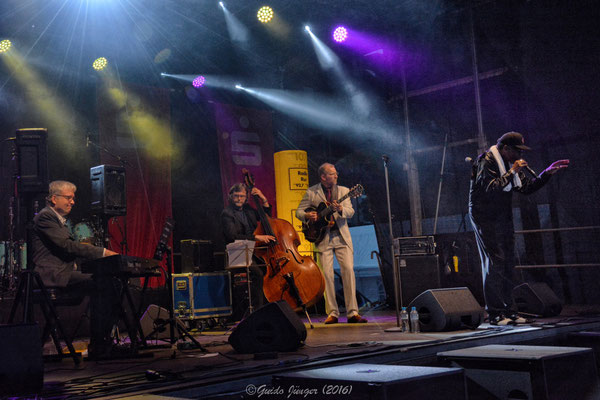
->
[1,241,27,291]
[1,196,25,292]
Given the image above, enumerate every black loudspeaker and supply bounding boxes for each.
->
[90,165,126,216]
[438,345,599,400]
[140,304,173,340]
[274,363,467,400]
[435,232,484,306]
[140,304,187,340]
[228,301,306,353]
[15,128,48,193]
[512,282,562,317]
[397,255,440,305]
[409,287,484,332]
[180,240,215,273]
[0,323,43,396]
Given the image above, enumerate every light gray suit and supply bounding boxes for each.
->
[296,184,358,318]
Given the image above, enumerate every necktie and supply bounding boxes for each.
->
[326,188,332,203]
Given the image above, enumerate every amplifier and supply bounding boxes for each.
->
[180,239,215,273]
[394,236,436,256]
[396,255,441,305]
[172,272,232,320]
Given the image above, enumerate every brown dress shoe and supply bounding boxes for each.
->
[347,315,368,323]
[324,315,338,324]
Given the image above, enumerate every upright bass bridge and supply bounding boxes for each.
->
[268,255,290,277]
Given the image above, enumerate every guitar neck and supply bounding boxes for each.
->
[319,191,353,217]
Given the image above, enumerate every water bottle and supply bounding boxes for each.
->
[400,307,410,332]
[410,306,420,333]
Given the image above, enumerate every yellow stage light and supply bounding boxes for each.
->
[92,57,108,71]
[0,39,12,53]
[257,6,274,23]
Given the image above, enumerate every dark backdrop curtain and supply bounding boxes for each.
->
[97,82,172,287]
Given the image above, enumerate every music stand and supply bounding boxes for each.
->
[225,240,257,318]
[144,218,205,351]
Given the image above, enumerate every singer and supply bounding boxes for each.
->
[468,132,569,326]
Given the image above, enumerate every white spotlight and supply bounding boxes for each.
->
[304,25,311,32]
[219,2,224,8]
[235,84,243,90]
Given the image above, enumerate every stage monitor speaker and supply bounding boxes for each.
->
[273,363,467,400]
[397,255,440,306]
[409,287,484,332]
[16,128,48,193]
[228,301,306,354]
[512,282,562,317]
[140,304,181,340]
[438,345,599,400]
[90,164,126,216]
[0,323,43,396]
[180,239,215,273]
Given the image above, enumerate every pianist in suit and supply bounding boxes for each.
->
[33,180,117,286]
[32,180,118,358]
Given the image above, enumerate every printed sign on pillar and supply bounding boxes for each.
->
[215,103,276,214]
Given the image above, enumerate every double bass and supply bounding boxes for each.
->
[243,169,325,312]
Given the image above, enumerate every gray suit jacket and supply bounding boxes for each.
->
[296,184,355,252]
[32,207,105,287]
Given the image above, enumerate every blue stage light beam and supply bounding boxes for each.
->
[237,86,397,144]
[219,3,248,44]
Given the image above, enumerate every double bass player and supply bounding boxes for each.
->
[221,183,275,311]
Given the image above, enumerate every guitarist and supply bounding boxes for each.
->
[296,163,367,324]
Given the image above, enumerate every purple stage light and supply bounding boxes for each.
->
[333,26,348,43]
[192,75,205,88]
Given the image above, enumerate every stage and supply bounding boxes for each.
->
[24,306,600,399]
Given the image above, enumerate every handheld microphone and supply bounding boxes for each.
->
[519,159,537,177]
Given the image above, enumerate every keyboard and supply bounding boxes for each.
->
[81,255,161,277]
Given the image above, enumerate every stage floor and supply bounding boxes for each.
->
[19,305,598,399]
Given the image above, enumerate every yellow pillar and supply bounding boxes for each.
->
[273,150,312,256]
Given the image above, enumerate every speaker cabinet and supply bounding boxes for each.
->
[90,165,126,216]
[273,363,467,400]
[435,232,484,306]
[397,255,440,306]
[438,345,599,400]
[0,323,43,396]
[16,128,48,193]
[228,301,306,353]
[512,282,562,317]
[139,304,182,340]
[180,240,215,273]
[409,287,484,331]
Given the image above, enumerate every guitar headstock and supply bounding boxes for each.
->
[242,168,255,190]
[349,184,364,198]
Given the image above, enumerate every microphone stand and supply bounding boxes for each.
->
[86,135,132,167]
[144,221,205,352]
[381,155,403,332]
[433,133,448,235]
